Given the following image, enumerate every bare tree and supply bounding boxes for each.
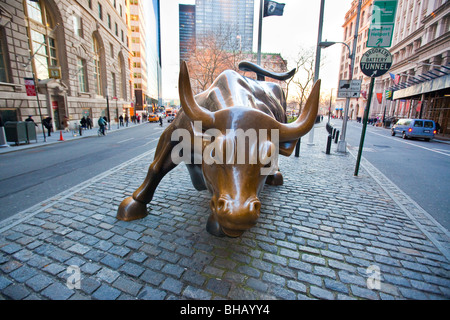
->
[287,47,316,115]
[186,24,246,93]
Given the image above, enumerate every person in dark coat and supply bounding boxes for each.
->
[42,117,53,137]
[86,116,93,129]
[25,115,38,127]
[80,116,87,129]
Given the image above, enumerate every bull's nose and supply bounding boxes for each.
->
[215,197,261,219]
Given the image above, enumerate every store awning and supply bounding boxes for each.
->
[392,68,450,100]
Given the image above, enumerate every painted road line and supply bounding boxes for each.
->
[117,137,135,144]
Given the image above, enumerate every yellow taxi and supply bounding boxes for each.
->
[148,114,159,122]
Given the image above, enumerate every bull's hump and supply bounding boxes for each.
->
[195,70,283,120]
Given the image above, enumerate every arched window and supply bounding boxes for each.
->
[24,0,59,80]
[92,35,102,96]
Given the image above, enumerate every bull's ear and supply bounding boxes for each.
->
[179,61,215,128]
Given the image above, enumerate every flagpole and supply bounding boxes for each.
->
[257,0,263,68]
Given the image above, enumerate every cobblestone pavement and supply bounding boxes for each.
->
[0,124,449,300]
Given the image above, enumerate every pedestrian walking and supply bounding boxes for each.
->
[42,117,53,137]
[125,115,129,127]
[86,116,93,129]
[80,116,87,130]
[62,116,70,132]
[159,116,163,127]
[119,115,124,127]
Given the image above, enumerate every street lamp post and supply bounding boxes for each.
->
[319,0,362,153]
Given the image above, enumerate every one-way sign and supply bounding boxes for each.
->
[360,48,392,78]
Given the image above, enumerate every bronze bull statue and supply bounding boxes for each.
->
[117,61,320,237]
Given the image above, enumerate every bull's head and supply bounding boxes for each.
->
[178,61,320,237]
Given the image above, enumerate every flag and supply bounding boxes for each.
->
[376,93,383,104]
[264,0,285,17]
[385,90,392,100]
[24,78,36,96]
[389,72,400,85]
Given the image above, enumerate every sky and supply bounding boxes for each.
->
[159,0,354,101]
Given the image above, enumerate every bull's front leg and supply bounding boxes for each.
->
[117,128,178,221]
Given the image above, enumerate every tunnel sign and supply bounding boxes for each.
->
[360,48,392,78]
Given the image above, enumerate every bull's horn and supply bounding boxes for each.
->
[179,61,215,128]
[278,79,321,142]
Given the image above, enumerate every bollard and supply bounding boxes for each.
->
[334,130,340,143]
[326,134,332,154]
[294,138,301,157]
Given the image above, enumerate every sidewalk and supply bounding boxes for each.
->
[0,123,449,300]
[0,122,145,155]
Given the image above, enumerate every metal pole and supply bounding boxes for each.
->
[295,0,325,155]
[308,0,325,146]
[33,73,46,142]
[354,77,375,176]
[337,0,362,153]
[328,88,332,125]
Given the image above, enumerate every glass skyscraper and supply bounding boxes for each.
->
[195,0,254,52]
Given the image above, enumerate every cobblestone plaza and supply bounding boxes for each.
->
[0,126,449,300]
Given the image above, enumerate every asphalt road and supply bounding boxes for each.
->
[331,119,450,231]
[0,123,165,222]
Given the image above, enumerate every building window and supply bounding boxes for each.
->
[115,23,118,36]
[98,3,103,20]
[77,57,87,92]
[92,36,102,96]
[0,29,10,83]
[107,14,111,29]
[72,13,83,38]
[25,0,59,80]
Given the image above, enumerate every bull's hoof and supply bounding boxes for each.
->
[206,214,226,237]
[265,171,283,186]
[221,227,245,238]
[117,196,148,221]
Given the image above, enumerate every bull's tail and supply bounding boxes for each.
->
[238,60,296,81]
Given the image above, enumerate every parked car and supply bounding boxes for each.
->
[148,114,159,122]
[391,118,436,141]
[167,113,175,123]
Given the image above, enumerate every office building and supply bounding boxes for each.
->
[0,0,132,130]
[195,0,254,52]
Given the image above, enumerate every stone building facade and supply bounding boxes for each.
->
[0,0,133,131]
[337,0,450,135]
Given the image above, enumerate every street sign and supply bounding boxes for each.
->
[360,48,392,78]
[367,24,394,47]
[337,79,361,98]
[371,0,397,24]
[367,0,398,48]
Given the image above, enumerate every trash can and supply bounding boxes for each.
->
[4,121,28,145]
[25,121,37,143]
